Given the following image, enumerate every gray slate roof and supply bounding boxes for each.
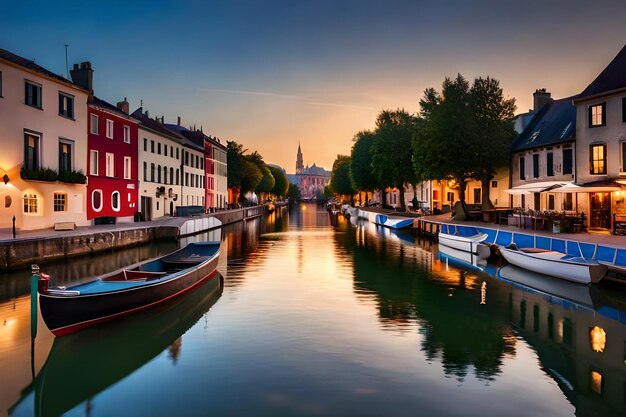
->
[511,97,576,152]
[578,43,626,100]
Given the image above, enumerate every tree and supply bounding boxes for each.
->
[287,182,301,200]
[350,130,378,205]
[413,74,516,218]
[267,165,289,198]
[240,159,263,198]
[370,109,416,210]
[330,155,355,203]
[255,165,275,198]
[470,77,516,209]
[226,141,245,189]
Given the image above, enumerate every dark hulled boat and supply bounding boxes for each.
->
[38,242,220,336]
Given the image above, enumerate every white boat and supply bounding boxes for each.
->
[499,244,608,284]
[438,229,491,260]
[374,214,414,229]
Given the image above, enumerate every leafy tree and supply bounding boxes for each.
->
[370,109,416,210]
[240,159,263,198]
[350,130,378,204]
[226,141,245,189]
[330,155,355,203]
[267,165,289,198]
[255,165,275,197]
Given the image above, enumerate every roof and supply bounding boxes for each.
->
[163,124,205,152]
[511,97,576,152]
[131,108,184,143]
[90,96,136,121]
[299,163,330,177]
[0,47,87,92]
[577,43,626,101]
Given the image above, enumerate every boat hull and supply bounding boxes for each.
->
[499,247,607,284]
[374,214,414,229]
[438,232,490,260]
[39,247,219,336]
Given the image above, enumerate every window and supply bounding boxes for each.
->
[163,166,168,184]
[473,188,481,204]
[90,114,99,135]
[590,144,607,175]
[158,143,161,155]
[111,191,120,212]
[106,153,115,177]
[621,142,626,173]
[176,148,179,159]
[532,154,539,178]
[170,167,174,184]
[151,140,155,153]
[623,97,626,123]
[92,189,102,212]
[144,138,148,151]
[185,151,189,166]
[5,195,11,208]
[25,81,42,108]
[58,140,73,172]
[106,119,114,139]
[58,93,74,118]
[151,163,155,182]
[519,156,525,180]
[23,193,38,213]
[176,169,180,185]
[185,172,189,186]
[24,131,41,171]
[563,149,573,175]
[446,192,454,203]
[90,150,99,175]
[546,152,554,177]
[53,193,67,212]
[491,180,498,188]
[157,165,162,183]
[548,194,555,210]
[589,103,606,127]
[123,125,130,143]
[164,145,168,156]
[564,193,573,211]
[124,156,132,179]
[143,162,147,181]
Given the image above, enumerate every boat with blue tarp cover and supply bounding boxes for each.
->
[37,242,221,336]
[373,214,414,229]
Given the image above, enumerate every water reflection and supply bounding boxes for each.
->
[9,275,223,417]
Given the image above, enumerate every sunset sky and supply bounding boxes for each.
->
[2,1,626,172]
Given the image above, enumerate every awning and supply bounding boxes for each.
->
[557,180,623,193]
[504,181,569,195]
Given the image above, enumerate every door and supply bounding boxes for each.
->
[140,196,152,221]
[590,192,611,229]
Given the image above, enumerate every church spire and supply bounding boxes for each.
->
[296,142,304,174]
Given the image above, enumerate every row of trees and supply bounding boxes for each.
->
[226,141,291,203]
[329,74,516,215]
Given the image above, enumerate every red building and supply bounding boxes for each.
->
[86,97,139,222]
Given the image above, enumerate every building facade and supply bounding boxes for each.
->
[291,144,330,199]
[0,48,90,230]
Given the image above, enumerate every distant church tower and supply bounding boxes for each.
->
[296,143,304,174]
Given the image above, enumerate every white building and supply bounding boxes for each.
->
[0,47,90,230]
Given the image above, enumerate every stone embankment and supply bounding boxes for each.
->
[0,205,269,270]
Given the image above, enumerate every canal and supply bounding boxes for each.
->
[1,202,625,417]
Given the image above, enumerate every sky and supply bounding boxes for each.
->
[2,0,626,172]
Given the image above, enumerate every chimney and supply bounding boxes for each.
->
[145,110,149,117]
[70,61,94,92]
[177,116,181,126]
[533,88,552,113]
[116,97,129,115]
[161,116,165,124]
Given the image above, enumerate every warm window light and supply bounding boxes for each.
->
[589,326,606,352]
[2,173,8,184]
[590,370,602,395]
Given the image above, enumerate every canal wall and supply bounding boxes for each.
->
[0,205,270,271]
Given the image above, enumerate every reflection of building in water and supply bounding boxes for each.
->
[287,144,330,200]
[506,283,626,416]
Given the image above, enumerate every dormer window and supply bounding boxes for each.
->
[589,103,606,127]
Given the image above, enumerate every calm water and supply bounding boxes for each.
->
[1,203,626,417]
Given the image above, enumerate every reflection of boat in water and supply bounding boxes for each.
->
[438,226,490,260]
[497,265,606,310]
[437,244,487,273]
[10,275,223,417]
[39,242,220,336]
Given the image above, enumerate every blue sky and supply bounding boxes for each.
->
[2,0,626,171]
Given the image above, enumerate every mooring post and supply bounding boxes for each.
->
[30,264,40,340]
[12,215,16,239]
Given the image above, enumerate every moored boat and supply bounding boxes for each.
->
[374,214,414,229]
[438,226,491,260]
[499,243,607,284]
[37,242,221,336]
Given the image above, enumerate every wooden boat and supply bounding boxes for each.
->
[499,243,607,284]
[11,275,223,417]
[438,227,491,260]
[374,214,414,229]
[37,242,221,336]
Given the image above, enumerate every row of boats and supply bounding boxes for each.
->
[361,209,609,285]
